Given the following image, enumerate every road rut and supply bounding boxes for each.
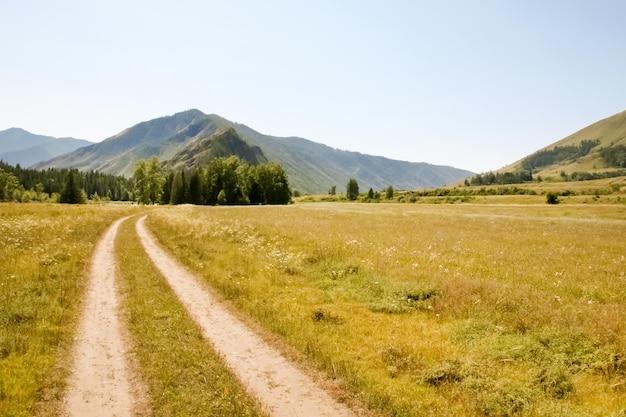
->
[63,217,146,417]
[136,215,357,417]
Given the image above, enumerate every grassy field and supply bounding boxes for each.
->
[2,201,626,416]
[0,203,139,417]
[145,203,626,416]
[114,217,267,416]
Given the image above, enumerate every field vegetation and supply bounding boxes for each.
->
[297,176,626,205]
[146,203,626,416]
[0,203,139,416]
[3,200,626,416]
[114,218,266,416]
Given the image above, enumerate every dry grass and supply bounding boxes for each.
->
[0,203,139,417]
[146,203,626,416]
[114,217,267,416]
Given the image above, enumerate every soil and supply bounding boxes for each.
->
[62,217,149,417]
[135,216,358,417]
[63,215,359,417]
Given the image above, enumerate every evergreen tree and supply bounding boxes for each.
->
[368,187,374,199]
[188,170,202,205]
[162,171,174,205]
[170,171,186,205]
[60,169,86,204]
[346,178,359,201]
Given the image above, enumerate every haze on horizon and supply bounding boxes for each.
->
[1,0,625,173]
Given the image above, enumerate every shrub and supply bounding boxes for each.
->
[546,192,560,204]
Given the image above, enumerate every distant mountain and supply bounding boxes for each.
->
[33,110,474,194]
[164,127,266,171]
[0,128,92,167]
[497,109,626,178]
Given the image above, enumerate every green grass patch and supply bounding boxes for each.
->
[115,217,266,417]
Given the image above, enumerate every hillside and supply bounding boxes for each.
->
[498,109,626,179]
[0,128,91,167]
[33,109,220,177]
[164,127,266,171]
[33,110,473,194]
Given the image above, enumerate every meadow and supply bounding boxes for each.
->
[2,201,626,416]
[146,203,626,416]
[0,203,139,416]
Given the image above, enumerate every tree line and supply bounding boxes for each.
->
[467,170,533,186]
[521,139,600,171]
[133,155,292,205]
[0,161,133,203]
[600,145,626,168]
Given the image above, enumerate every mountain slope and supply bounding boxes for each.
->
[164,127,266,170]
[226,122,470,193]
[0,128,91,167]
[34,109,223,177]
[34,110,473,193]
[498,109,626,178]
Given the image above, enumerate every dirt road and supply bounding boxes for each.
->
[135,215,357,417]
[63,217,147,417]
[63,215,358,416]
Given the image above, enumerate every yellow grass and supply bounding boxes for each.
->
[0,203,139,417]
[115,217,266,416]
[146,203,626,416]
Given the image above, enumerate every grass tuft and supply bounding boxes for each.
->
[115,217,266,416]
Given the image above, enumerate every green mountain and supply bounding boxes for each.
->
[498,109,626,179]
[33,110,473,194]
[164,127,266,171]
[0,128,92,167]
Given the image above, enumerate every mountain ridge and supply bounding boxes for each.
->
[0,128,92,167]
[30,110,473,194]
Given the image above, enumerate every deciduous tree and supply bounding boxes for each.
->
[346,178,359,201]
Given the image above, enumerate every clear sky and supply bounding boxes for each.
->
[2,0,625,173]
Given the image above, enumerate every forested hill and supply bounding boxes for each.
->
[33,110,473,194]
[497,109,626,179]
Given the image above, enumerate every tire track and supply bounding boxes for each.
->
[135,215,357,417]
[63,217,147,417]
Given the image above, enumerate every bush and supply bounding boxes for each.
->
[546,192,560,204]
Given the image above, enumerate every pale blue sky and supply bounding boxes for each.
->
[2,0,625,172]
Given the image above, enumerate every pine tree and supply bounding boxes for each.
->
[188,170,202,205]
[170,171,186,205]
[60,169,86,204]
